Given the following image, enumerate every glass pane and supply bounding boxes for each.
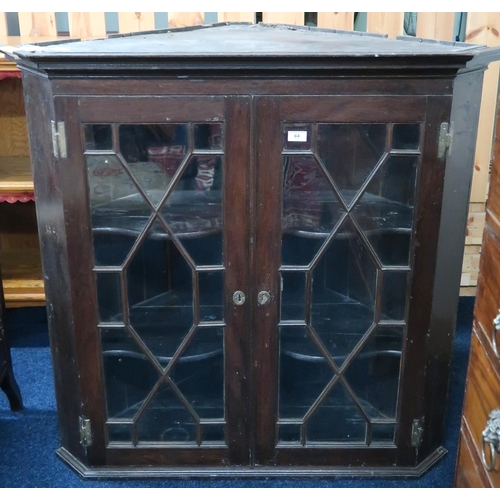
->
[282,155,344,266]
[279,326,334,419]
[351,156,418,267]
[317,124,386,206]
[170,327,224,419]
[107,423,132,442]
[311,219,377,365]
[199,271,224,322]
[371,423,395,443]
[101,328,159,420]
[282,123,312,151]
[119,124,189,207]
[280,272,306,321]
[95,272,122,323]
[283,155,343,235]
[194,123,223,151]
[307,381,367,443]
[127,219,194,369]
[87,155,152,266]
[119,123,188,169]
[278,423,302,443]
[282,234,326,268]
[344,327,403,419]
[392,124,420,150]
[136,383,197,443]
[202,424,225,442]
[84,124,112,150]
[381,272,408,321]
[161,155,223,266]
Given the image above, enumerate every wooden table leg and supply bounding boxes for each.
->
[0,266,23,411]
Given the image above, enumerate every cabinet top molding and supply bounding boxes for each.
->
[3,22,500,79]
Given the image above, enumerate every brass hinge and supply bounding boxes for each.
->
[437,122,454,159]
[51,120,67,159]
[79,416,92,448]
[411,418,424,448]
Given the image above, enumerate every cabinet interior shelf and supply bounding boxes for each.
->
[0,248,45,307]
[0,156,34,194]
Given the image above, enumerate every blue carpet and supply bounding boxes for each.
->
[0,298,475,487]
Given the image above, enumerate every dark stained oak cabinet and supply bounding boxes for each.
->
[4,23,500,478]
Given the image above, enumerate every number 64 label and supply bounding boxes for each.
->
[287,131,308,142]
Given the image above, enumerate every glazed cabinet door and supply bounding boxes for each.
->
[55,95,251,467]
[253,95,448,468]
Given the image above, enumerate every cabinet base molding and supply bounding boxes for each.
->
[56,446,447,479]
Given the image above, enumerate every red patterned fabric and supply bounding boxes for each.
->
[0,71,21,81]
[0,193,35,203]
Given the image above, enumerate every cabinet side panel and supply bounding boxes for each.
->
[53,97,106,465]
[395,95,452,466]
[21,72,84,461]
[421,69,486,458]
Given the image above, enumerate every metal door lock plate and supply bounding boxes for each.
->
[233,291,246,306]
[258,291,271,306]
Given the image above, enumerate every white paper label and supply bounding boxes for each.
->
[287,131,308,142]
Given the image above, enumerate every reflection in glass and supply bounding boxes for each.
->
[277,120,415,447]
[279,326,333,419]
[96,272,122,323]
[194,123,223,151]
[88,122,227,446]
[127,218,193,369]
[280,272,306,321]
[317,124,386,205]
[344,327,403,419]
[137,383,197,443]
[101,328,159,420]
[118,124,189,207]
[311,219,377,364]
[283,156,343,235]
[161,155,223,265]
[170,327,224,420]
[84,124,113,151]
[202,425,225,442]
[282,155,344,266]
[381,272,408,321]
[352,156,418,266]
[278,423,302,443]
[392,124,420,150]
[86,155,152,266]
[199,272,224,322]
[371,423,395,443]
[307,382,366,443]
[107,423,132,442]
[119,123,188,168]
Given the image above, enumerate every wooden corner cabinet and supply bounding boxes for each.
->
[4,23,500,478]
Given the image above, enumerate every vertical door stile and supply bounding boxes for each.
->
[224,96,252,465]
[253,96,282,464]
